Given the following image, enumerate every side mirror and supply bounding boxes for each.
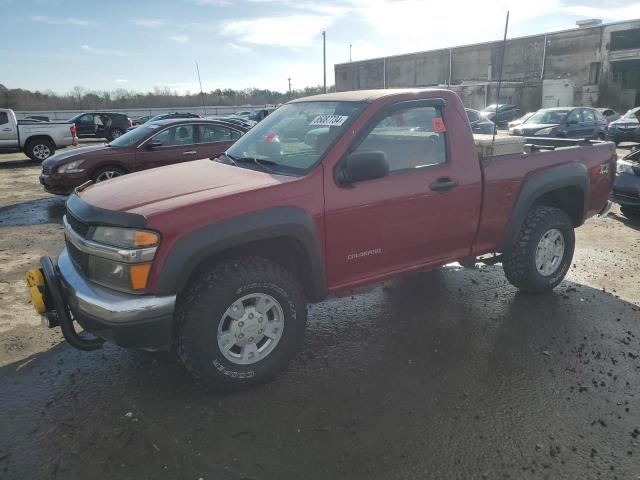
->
[338,151,389,184]
[145,140,162,150]
[567,119,578,125]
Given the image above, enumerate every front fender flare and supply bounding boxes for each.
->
[154,206,327,301]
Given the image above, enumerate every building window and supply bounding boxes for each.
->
[589,62,600,84]
[610,29,640,51]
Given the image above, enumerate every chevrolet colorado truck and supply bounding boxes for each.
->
[0,108,78,161]
[26,89,614,390]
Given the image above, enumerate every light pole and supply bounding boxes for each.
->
[349,43,352,62]
[288,77,292,97]
[322,31,327,93]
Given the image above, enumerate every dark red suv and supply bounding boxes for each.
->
[40,119,247,195]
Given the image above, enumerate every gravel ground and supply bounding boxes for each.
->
[0,144,639,480]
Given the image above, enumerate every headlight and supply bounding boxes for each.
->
[87,256,152,292]
[86,226,158,293]
[534,127,555,136]
[91,226,159,249]
[58,160,84,173]
[617,159,635,175]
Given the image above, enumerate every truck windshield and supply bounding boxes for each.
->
[225,101,366,175]
[108,124,161,147]
[526,110,569,124]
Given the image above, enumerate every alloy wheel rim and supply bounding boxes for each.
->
[534,228,565,276]
[33,144,50,160]
[95,170,122,182]
[217,293,285,365]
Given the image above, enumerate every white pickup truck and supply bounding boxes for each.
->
[0,109,78,161]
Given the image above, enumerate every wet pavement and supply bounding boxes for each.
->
[0,146,639,479]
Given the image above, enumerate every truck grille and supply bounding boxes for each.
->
[42,166,50,175]
[66,238,89,276]
[66,213,90,238]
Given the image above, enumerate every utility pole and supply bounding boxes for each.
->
[349,43,352,62]
[322,31,327,93]
[195,62,207,117]
[491,10,510,147]
[288,77,292,97]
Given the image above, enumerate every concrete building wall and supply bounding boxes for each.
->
[335,19,640,112]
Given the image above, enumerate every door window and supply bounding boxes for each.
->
[566,110,582,125]
[151,125,194,147]
[352,106,447,173]
[78,114,94,124]
[581,109,596,123]
[198,124,241,143]
[0,112,8,126]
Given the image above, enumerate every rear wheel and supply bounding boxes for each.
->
[26,138,55,162]
[107,128,124,141]
[503,206,575,293]
[92,166,125,183]
[177,257,307,391]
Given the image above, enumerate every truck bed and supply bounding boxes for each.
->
[472,139,616,255]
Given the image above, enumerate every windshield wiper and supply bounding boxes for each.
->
[231,155,277,173]
[215,152,239,167]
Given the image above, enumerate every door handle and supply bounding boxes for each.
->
[183,151,198,155]
[430,177,458,192]
[1,128,10,132]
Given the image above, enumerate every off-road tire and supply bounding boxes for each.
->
[176,257,307,391]
[26,138,55,162]
[503,206,575,293]
[621,205,640,219]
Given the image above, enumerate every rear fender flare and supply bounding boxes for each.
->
[500,162,589,250]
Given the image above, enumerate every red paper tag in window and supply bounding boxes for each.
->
[432,117,446,133]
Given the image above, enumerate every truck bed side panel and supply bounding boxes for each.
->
[473,143,615,255]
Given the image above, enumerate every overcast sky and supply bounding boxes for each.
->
[1,0,639,94]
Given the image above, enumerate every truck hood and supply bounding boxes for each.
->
[43,144,109,168]
[78,159,295,216]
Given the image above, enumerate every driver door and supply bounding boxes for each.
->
[135,124,199,171]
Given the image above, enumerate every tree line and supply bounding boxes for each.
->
[0,84,336,111]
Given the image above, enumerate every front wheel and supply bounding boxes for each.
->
[177,257,307,391]
[503,206,575,293]
[92,166,125,183]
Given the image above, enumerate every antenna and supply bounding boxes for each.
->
[491,10,509,147]
[322,31,327,93]
[195,62,207,117]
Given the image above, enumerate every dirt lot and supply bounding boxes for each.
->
[0,144,639,479]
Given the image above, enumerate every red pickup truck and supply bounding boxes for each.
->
[26,89,614,390]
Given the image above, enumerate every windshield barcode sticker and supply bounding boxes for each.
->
[309,115,349,127]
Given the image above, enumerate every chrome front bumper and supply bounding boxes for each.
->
[57,249,176,349]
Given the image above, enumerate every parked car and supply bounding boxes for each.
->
[25,115,51,122]
[248,109,272,122]
[28,88,614,391]
[606,107,640,145]
[508,111,535,129]
[235,110,252,117]
[69,112,132,141]
[611,148,640,218]
[0,108,77,161]
[480,104,521,127]
[215,116,256,129]
[39,119,247,195]
[598,108,621,125]
[465,108,496,134]
[509,107,607,139]
[127,112,201,131]
[131,115,152,126]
